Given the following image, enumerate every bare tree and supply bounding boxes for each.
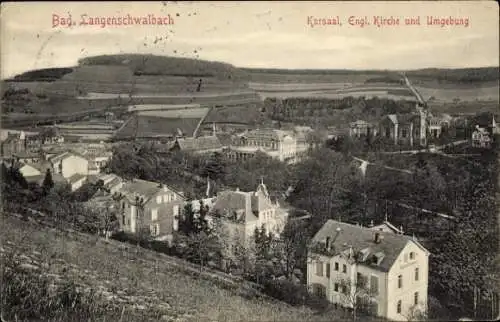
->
[406,302,429,321]
[337,274,377,321]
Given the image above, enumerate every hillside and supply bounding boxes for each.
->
[1,215,341,321]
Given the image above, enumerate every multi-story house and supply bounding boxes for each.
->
[47,151,89,191]
[227,128,307,164]
[208,182,289,250]
[379,108,428,147]
[307,220,430,321]
[471,126,492,148]
[350,120,378,138]
[115,179,185,244]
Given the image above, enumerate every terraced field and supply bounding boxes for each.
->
[2,215,345,321]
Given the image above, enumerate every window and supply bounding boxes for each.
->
[156,196,162,204]
[163,195,168,203]
[414,292,419,305]
[357,272,365,287]
[122,215,126,225]
[370,275,379,295]
[334,262,339,271]
[415,268,419,281]
[312,284,326,298]
[409,252,415,260]
[334,283,339,292]
[398,275,403,288]
[326,263,331,278]
[150,223,160,236]
[397,300,402,314]
[173,214,179,231]
[342,264,347,273]
[402,128,408,138]
[316,261,323,276]
[151,208,158,221]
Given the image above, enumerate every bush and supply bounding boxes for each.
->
[261,279,331,310]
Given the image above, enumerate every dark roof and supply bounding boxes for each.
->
[216,133,233,146]
[118,178,184,204]
[209,184,277,223]
[114,110,210,139]
[311,220,427,272]
[175,136,222,152]
[68,173,87,184]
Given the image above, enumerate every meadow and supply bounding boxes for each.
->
[2,215,345,322]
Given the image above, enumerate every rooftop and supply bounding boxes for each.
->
[118,178,184,204]
[311,219,428,272]
[209,183,279,223]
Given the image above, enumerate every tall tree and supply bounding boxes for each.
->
[42,168,54,193]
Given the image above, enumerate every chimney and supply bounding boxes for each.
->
[369,220,374,227]
[374,232,381,244]
[399,225,404,234]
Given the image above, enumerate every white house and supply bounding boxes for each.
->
[208,182,289,250]
[307,220,430,321]
[47,152,89,191]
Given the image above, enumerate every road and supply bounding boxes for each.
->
[379,140,469,155]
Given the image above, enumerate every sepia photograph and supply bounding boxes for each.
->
[0,1,499,321]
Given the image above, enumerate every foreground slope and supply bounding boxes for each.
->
[1,215,340,321]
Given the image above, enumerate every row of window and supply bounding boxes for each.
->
[156,193,177,204]
[397,267,419,289]
[396,292,419,314]
[316,261,347,277]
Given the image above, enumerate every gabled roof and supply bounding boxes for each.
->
[114,107,212,139]
[174,136,222,152]
[209,183,280,224]
[311,220,427,272]
[117,178,184,204]
[370,221,404,234]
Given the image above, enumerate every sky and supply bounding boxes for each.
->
[1,1,499,78]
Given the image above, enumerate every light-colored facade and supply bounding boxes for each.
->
[115,179,185,243]
[208,183,289,250]
[48,152,89,180]
[227,129,308,164]
[350,120,378,138]
[307,220,430,321]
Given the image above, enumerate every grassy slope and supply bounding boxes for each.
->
[1,215,341,322]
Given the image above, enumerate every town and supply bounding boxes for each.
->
[1,3,499,322]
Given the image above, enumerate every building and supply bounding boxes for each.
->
[115,179,185,243]
[45,151,89,191]
[472,126,492,148]
[208,182,289,251]
[167,135,224,154]
[114,107,212,140]
[1,131,26,156]
[379,112,426,146]
[227,128,308,164]
[307,220,430,321]
[350,120,378,138]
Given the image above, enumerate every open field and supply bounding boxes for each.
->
[1,215,342,321]
[244,70,395,84]
[415,84,499,103]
